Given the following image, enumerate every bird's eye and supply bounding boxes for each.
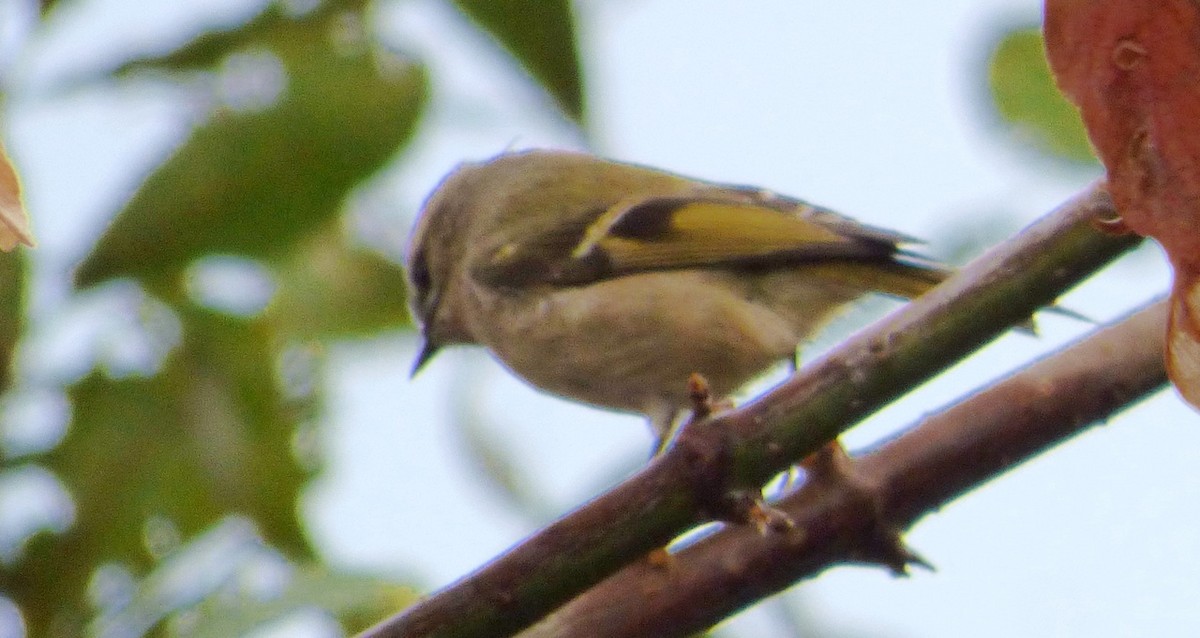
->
[409,251,433,309]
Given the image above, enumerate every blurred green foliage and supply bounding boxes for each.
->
[986,25,1095,164]
[75,2,426,290]
[0,0,584,636]
[452,0,586,122]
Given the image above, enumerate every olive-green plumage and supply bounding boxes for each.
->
[407,149,948,442]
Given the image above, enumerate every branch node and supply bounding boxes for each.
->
[1092,214,1133,235]
[746,500,796,535]
[677,373,792,532]
[686,372,714,418]
[645,547,673,569]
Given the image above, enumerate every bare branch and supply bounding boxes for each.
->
[522,299,1169,637]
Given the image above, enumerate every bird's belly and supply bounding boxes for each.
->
[467,271,803,416]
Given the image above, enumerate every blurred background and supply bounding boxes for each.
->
[1,0,1195,636]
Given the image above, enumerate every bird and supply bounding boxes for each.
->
[406,149,950,450]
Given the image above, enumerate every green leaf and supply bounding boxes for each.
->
[987,26,1095,163]
[0,250,25,392]
[268,227,411,338]
[76,6,429,290]
[452,0,585,123]
[5,307,315,636]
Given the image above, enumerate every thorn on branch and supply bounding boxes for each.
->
[853,522,936,577]
[804,442,935,576]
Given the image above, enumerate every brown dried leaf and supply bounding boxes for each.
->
[1044,0,1200,408]
[0,143,35,251]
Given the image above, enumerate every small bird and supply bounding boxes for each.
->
[407,149,949,448]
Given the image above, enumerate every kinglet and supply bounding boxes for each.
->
[407,149,949,445]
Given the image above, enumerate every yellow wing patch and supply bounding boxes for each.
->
[575,198,858,271]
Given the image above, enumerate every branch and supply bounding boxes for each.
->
[521,299,1169,637]
[359,184,1141,638]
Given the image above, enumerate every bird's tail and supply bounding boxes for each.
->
[808,254,951,301]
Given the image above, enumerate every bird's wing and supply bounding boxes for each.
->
[572,196,900,272]
[472,195,947,293]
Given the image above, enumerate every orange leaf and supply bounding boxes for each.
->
[1044,1,1200,264]
[1044,0,1200,408]
[1168,272,1200,408]
[0,143,35,251]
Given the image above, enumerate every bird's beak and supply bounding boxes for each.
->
[411,338,440,377]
